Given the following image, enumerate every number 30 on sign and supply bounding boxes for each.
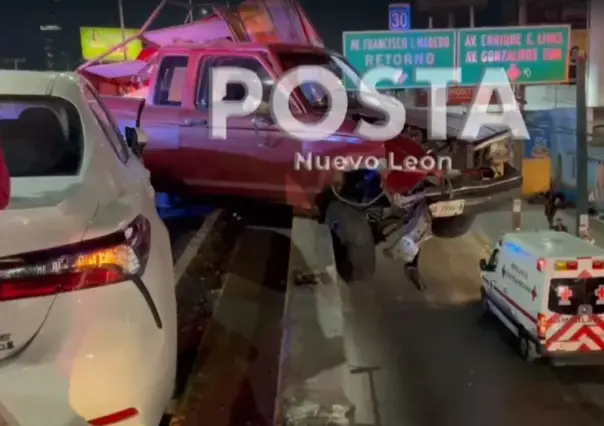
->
[389,3,411,31]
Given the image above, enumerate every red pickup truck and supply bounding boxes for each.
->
[100,40,521,282]
[0,146,9,209]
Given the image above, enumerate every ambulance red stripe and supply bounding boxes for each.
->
[546,316,580,346]
[545,317,604,351]
[573,326,604,350]
[555,324,604,351]
[546,313,561,327]
[492,286,537,323]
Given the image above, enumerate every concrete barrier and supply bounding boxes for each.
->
[274,217,354,425]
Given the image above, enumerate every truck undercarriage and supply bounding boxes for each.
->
[321,121,522,282]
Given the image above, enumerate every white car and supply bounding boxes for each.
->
[0,71,176,425]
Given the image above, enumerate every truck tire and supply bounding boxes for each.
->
[431,214,475,238]
[325,200,376,282]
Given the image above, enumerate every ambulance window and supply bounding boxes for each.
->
[548,277,604,314]
[487,249,500,269]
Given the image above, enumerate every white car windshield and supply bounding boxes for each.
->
[0,97,82,177]
[277,51,365,109]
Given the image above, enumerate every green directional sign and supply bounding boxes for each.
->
[342,30,456,89]
[457,25,571,86]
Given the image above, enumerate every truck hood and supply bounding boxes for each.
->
[346,105,511,147]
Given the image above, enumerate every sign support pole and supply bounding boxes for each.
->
[576,55,590,237]
[510,0,528,227]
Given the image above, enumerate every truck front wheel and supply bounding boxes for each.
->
[431,214,475,238]
[325,200,376,283]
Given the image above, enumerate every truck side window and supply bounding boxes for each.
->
[487,249,500,270]
[83,85,130,163]
[197,56,273,109]
[155,56,189,106]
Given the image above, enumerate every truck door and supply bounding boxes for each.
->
[138,55,187,193]
[179,53,300,202]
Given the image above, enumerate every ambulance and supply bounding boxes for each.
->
[479,230,604,363]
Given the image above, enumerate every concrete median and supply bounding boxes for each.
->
[274,217,355,426]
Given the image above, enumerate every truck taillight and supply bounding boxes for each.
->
[537,313,548,340]
[594,260,604,269]
[0,216,150,302]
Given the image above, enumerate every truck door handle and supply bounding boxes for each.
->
[182,118,208,127]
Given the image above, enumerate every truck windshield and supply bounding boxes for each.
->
[277,51,364,109]
[548,277,604,315]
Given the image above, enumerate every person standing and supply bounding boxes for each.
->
[553,217,568,232]
[0,146,9,209]
[545,192,558,229]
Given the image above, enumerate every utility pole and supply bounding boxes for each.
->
[576,55,589,237]
[118,0,127,60]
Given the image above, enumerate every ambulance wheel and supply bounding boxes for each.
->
[325,200,376,283]
[518,332,537,362]
[480,289,491,317]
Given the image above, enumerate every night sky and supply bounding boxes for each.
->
[1,0,515,70]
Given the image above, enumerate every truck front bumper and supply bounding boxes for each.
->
[423,169,522,216]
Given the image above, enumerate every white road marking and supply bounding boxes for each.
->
[173,209,223,283]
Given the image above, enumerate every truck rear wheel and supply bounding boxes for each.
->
[325,200,376,282]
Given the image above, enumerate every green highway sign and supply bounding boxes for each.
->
[457,25,571,85]
[342,30,456,89]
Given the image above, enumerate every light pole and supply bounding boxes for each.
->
[576,55,589,237]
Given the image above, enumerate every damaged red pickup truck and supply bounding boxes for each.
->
[99,41,521,282]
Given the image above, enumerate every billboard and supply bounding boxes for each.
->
[80,27,142,62]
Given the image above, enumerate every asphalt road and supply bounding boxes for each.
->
[167,206,290,426]
[344,231,604,426]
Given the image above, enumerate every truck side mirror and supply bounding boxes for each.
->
[125,127,148,157]
[479,258,487,270]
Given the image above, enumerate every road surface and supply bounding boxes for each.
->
[167,206,291,426]
[344,214,604,426]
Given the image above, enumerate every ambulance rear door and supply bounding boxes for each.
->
[543,258,604,353]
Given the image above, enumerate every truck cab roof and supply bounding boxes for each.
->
[501,230,604,259]
[160,40,331,56]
